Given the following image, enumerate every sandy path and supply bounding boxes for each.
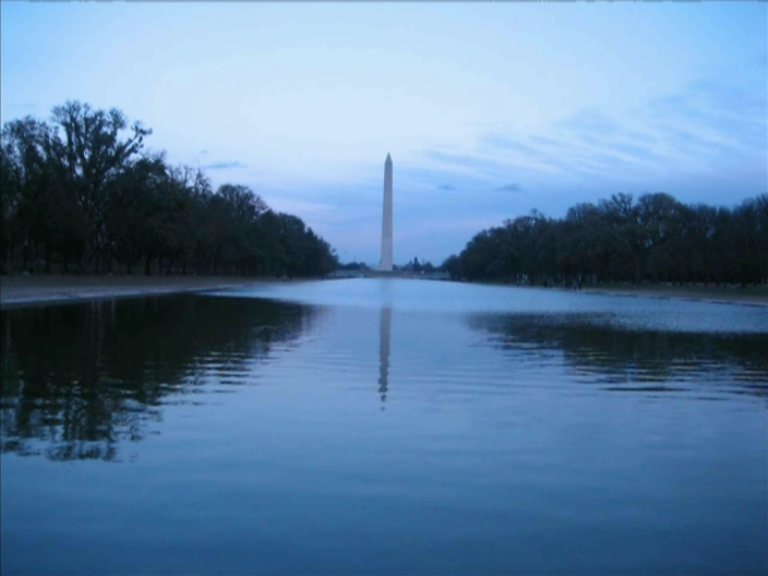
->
[0,275,269,308]
[579,285,768,308]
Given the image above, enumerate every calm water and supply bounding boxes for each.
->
[1,279,766,575]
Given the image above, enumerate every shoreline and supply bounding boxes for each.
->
[460,279,768,308]
[565,284,768,308]
[0,275,278,309]
[2,275,767,309]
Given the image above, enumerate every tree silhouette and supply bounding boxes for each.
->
[0,101,338,277]
[443,192,768,287]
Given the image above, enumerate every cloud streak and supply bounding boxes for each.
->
[203,161,247,170]
[437,70,767,194]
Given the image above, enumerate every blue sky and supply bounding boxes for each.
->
[1,3,766,264]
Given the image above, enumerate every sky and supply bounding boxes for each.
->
[1,3,766,265]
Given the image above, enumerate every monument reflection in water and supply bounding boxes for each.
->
[1,280,766,576]
[378,306,391,404]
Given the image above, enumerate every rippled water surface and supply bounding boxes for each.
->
[2,279,767,575]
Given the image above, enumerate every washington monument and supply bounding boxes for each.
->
[380,154,393,271]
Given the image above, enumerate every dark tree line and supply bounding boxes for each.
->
[0,101,338,277]
[442,192,768,287]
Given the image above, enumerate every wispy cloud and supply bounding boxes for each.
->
[495,183,522,193]
[480,135,542,157]
[420,148,557,178]
[464,69,766,190]
[200,149,209,155]
[556,108,621,139]
[203,161,246,170]
[529,135,562,148]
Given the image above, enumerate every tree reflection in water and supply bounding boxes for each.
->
[0,295,318,461]
[468,313,768,397]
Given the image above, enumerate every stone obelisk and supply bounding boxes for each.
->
[380,154,393,271]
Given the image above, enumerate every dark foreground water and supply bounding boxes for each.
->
[1,279,766,576]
